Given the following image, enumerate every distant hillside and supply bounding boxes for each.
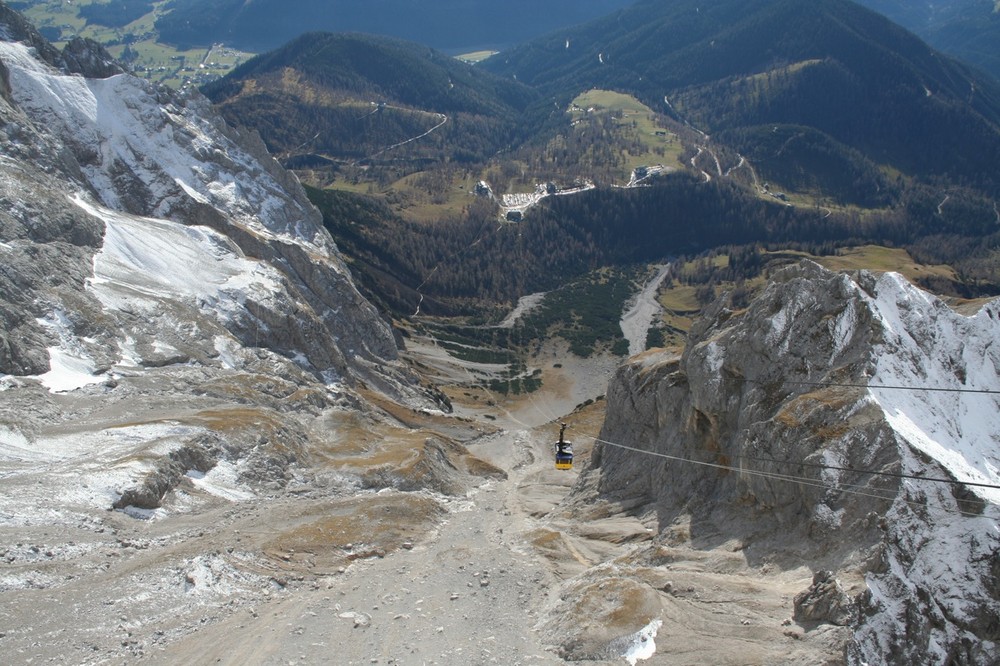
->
[856,0,1000,81]
[200,1,1000,319]
[202,32,539,170]
[155,0,634,52]
[484,0,1000,196]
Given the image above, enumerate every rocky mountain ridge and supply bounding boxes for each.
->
[0,1,412,394]
[588,261,1000,664]
[0,10,507,662]
[0,0,453,575]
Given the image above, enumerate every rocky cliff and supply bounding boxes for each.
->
[0,0,461,526]
[591,261,1000,664]
[0,2,419,396]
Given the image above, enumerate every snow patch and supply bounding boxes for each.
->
[120,505,168,521]
[213,335,241,369]
[828,299,859,361]
[185,461,254,502]
[175,177,210,204]
[76,195,285,323]
[34,311,105,393]
[116,335,144,368]
[0,425,32,458]
[0,570,59,592]
[182,553,265,596]
[0,40,325,246]
[0,422,205,524]
[865,273,1000,504]
[623,618,662,665]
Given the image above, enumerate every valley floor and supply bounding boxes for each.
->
[148,430,571,665]
[1,341,849,665]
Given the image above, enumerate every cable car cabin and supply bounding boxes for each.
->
[554,422,573,470]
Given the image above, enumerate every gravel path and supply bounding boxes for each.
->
[619,265,670,357]
[143,429,575,665]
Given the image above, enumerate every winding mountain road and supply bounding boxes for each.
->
[365,109,449,161]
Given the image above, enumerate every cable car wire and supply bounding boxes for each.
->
[571,423,1000,492]
[575,430,996,513]
[730,451,1000,490]
[563,371,1000,490]
[739,377,1000,396]
[383,164,999,502]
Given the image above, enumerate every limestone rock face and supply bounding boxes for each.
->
[594,261,1000,665]
[596,262,893,553]
[0,6,417,401]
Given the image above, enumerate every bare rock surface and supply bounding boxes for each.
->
[591,261,1000,665]
[795,571,857,627]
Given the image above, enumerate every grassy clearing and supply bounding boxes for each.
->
[314,427,427,471]
[551,577,662,655]
[737,59,824,87]
[386,169,482,223]
[455,50,499,64]
[657,284,701,339]
[571,89,653,116]
[194,408,283,433]
[325,166,488,223]
[18,0,253,88]
[811,245,958,283]
[569,89,685,178]
[325,178,378,195]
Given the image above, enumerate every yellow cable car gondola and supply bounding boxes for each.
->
[554,422,573,470]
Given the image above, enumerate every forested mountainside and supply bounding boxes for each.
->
[201,1,1000,321]
[483,0,1000,196]
[856,0,1000,81]
[153,0,634,52]
[309,176,1000,318]
[201,32,538,167]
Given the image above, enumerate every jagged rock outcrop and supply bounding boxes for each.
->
[592,260,1000,665]
[61,36,126,79]
[0,2,417,401]
[0,2,63,67]
[795,570,857,627]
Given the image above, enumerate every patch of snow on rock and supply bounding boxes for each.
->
[623,618,662,665]
[182,553,268,597]
[865,273,1000,504]
[77,195,284,322]
[0,422,205,524]
[185,461,254,502]
[0,40,324,246]
[34,310,104,392]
